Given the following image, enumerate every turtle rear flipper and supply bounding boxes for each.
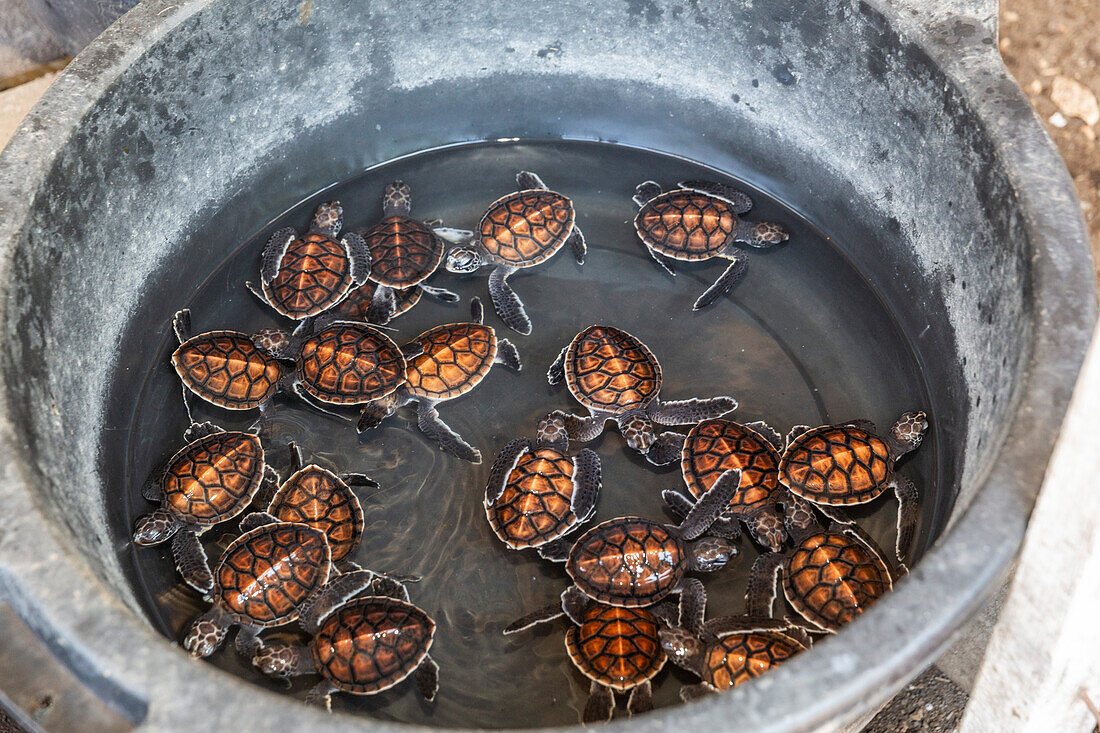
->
[650,396,738,426]
[417,403,481,464]
[680,683,713,702]
[626,680,654,715]
[367,284,397,324]
[746,552,785,618]
[645,431,686,466]
[261,227,297,284]
[646,245,677,275]
[567,226,586,265]
[570,449,601,522]
[503,603,566,635]
[299,569,378,633]
[494,338,522,371]
[415,655,439,702]
[536,536,573,563]
[679,469,742,540]
[583,681,615,723]
[488,266,531,335]
[172,529,214,594]
[234,626,262,659]
[561,586,590,626]
[676,180,753,214]
[304,681,337,711]
[692,255,748,311]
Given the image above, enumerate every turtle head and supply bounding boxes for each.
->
[253,641,303,680]
[383,180,412,217]
[445,245,482,273]
[658,627,705,674]
[691,536,738,572]
[536,412,570,451]
[183,613,229,658]
[311,200,343,237]
[131,509,179,546]
[890,410,929,457]
[252,329,294,360]
[738,220,789,248]
[619,414,656,454]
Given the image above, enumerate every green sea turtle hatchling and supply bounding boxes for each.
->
[253,577,438,709]
[355,181,459,324]
[438,171,585,335]
[246,201,371,322]
[547,325,738,465]
[779,411,928,566]
[356,298,521,464]
[484,412,601,555]
[132,422,277,593]
[633,180,789,310]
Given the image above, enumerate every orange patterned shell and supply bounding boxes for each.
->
[683,420,780,516]
[779,426,892,505]
[312,596,435,694]
[703,632,805,690]
[162,432,264,526]
[262,233,354,319]
[404,322,497,401]
[487,448,577,549]
[335,281,421,321]
[478,189,574,266]
[783,531,892,632]
[268,466,364,562]
[213,523,331,626]
[634,190,737,260]
[567,517,686,606]
[565,604,666,691]
[172,331,284,410]
[297,324,407,404]
[362,216,444,288]
[564,326,662,413]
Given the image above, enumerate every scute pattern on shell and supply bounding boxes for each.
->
[215,524,330,626]
[704,632,802,690]
[565,605,665,691]
[163,432,264,526]
[172,331,284,409]
[269,467,364,561]
[362,216,444,288]
[780,426,892,504]
[262,233,353,318]
[405,323,497,401]
[312,597,435,694]
[567,518,685,606]
[488,448,577,548]
[784,531,891,632]
[335,281,421,321]
[297,325,406,404]
[634,191,737,260]
[565,326,662,413]
[683,420,779,515]
[479,190,574,266]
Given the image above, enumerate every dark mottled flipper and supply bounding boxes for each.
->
[561,586,590,626]
[678,577,707,635]
[679,469,742,540]
[172,529,214,594]
[261,227,296,284]
[234,626,262,659]
[252,465,281,509]
[784,425,812,449]
[547,347,567,385]
[515,170,548,191]
[417,403,481,464]
[357,401,391,433]
[584,681,615,724]
[743,420,783,450]
[680,684,713,702]
[400,341,426,360]
[485,438,530,506]
[239,511,279,533]
[416,655,439,702]
[536,537,573,562]
[650,396,738,426]
[677,180,753,214]
[495,338,522,371]
[341,472,379,488]
[693,255,748,311]
[419,284,460,302]
[141,475,165,503]
[567,226,586,265]
[368,284,397,325]
[470,296,485,324]
[173,309,196,422]
[646,431,686,466]
[343,231,371,286]
[632,180,663,208]
[488,266,531,335]
[299,570,377,633]
[561,412,608,443]
[746,552,785,617]
[368,574,411,601]
[184,421,225,442]
[665,490,743,540]
[502,603,565,635]
[570,449,601,522]
[627,681,653,715]
[891,474,919,573]
[815,503,854,526]
[304,681,337,711]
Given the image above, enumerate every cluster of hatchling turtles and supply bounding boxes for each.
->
[132,170,929,721]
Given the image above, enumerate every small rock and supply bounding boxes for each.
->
[1003,10,1019,22]
[1049,112,1068,128]
[1028,79,1043,95]
[1051,76,1100,126]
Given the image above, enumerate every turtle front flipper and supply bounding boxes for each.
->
[663,490,742,540]
[415,655,439,702]
[692,255,748,311]
[488,266,531,335]
[626,680,653,715]
[502,602,566,635]
[239,511,279,533]
[234,625,262,659]
[743,420,783,450]
[416,403,481,464]
[261,227,297,284]
[745,552,785,617]
[679,683,714,702]
[784,425,812,449]
[679,469,742,540]
[536,537,572,562]
[570,449,601,523]
[367,284,397,324]
[567,226,586,265]
[891,473,920,572]
[561,586,590,625]
[678,577,707,635]
[172,529,214,594]
[184,421,226,442]
[649,396,738,426]
[583,681,615,723]
[304,681,338,711]
[494,337,523,371]
[418,283,460,302]
[299,569,378,633]
[677,180,753,214]
[645,431,686,466]
[485,438,531,506]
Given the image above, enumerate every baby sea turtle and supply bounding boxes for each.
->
[658,579,809,701]
[779,411,928,566]
[746,520,895,633]
[355,181,459,324]
[540,469,742,621]
[439,171,585,335]
[547,325,737,464]
[632,180,789,310]
[252,577,438,709]
[247,201,371,322]
[484,412,601,555]
[132,422,276,593]
[356,298,521,464]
